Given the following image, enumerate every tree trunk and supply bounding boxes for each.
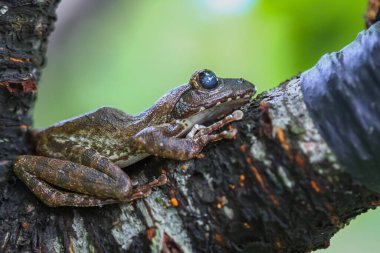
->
[1,1,380,253]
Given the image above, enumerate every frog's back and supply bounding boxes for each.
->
[41,107,133,134]
[36,107,136,156]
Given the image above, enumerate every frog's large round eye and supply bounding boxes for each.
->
[198,70,218,89]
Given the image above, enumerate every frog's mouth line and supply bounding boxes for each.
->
[197,93,252,114]
[203,96,251,121]
[182,96,251,134]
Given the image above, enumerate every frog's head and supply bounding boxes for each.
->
[172,69,256,122]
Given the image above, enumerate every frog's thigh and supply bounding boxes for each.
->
[14,155,127,206]
[58,143,131,186]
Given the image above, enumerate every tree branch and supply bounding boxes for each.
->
[1,1,380,253]
[0,0,60,251]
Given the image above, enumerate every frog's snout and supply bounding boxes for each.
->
[238,78,256,94]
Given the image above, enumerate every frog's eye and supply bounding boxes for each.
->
[198,70,218,89]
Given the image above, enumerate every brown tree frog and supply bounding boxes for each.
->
[14,69,255,207]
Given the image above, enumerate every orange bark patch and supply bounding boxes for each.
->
[324,202,334,211]
[273,237,282,250]
[228,184,236,190]
[239,174,246,187]
[310,180,321,193]
[169,197,179,207]
[370,200,380,206]
[243,222,251,229]
[240,144,247,153]
[68,241,74,253]
[294,153,305,168]
[276,128,285,143]
[250,166,265,189]
[276,128,290,153]
[260,101,268,107]
[245,156,253,165]
[250,166,279,207]
[9,56,30,62]
[22,80,36,92]
[330,215,340,226]
[162,232,183,252]
[19,124,31,131]
[21,222,29,230]
[270,195,280,207]
[146,227,156,240]
[0,80,36,93]
[214,233,225,246]
[259,101,273,138]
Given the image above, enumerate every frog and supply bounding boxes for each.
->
[14,69,255,207]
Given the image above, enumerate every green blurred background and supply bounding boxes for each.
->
[34,0,379,252]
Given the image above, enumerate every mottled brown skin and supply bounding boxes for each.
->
[14,70,255,207]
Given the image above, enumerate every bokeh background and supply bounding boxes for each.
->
[34,0,379,252]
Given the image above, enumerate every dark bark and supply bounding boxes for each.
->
[0,1,60,252]
[1,1,380,253]
[0,0,59,173]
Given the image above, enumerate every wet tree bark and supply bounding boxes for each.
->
[1,1,380,253]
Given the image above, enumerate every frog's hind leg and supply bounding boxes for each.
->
[14,154,167,207]
[14,156,119,207]
[59,144,168,202]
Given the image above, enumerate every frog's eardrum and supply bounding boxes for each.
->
[301,22,380,193]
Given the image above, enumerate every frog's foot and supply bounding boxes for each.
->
[126,174,168,202]
[197,128,238,145]
[188,110,243,139]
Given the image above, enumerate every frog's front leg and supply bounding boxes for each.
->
[132,110,243,160]
[14,144,167,207]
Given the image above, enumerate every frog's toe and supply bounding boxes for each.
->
[231,110,244,120]
[218,129,237,139]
